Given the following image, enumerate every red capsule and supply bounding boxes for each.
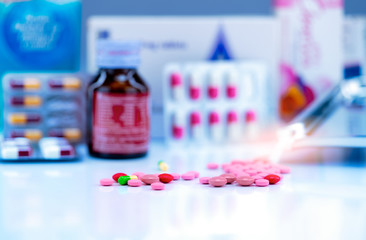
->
[264,174,281,184]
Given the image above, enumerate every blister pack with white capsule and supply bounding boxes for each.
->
[0,137,77,161]
[163,61,269,146]
[2,73,85,144]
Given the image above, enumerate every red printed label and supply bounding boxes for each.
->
[92,92,149,154]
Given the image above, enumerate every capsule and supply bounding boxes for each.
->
[10,96,42,107]
[209,111,222,142]
[226,70,238,99]
[48,128,82,142]
[8,113,41,125]
[1,145,33,159]
[170,72,184,101]
[208,71,220,99]
[11,129,43,141]
[172,112,185,140]
[227,110,240,141]
[189,71,201,100]
[48,77,81,90]
[39,138,75,159]
[10,78,41,90]
[245,110,258,139]
[190,111,202,140]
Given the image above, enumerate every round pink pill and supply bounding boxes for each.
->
[220,173,236,184]
[186,171,200,178]
[100,178,114,186]
[151,182,165,190]
[279,166,291,174]
[255,179,269,187]
[140,174,160,185]
[207,163,219,170]
[128,179,142,187]
[199,177,210,184]
[209,177,227,187]
[236,176,254,186]
[182,172,195,180]
[171,173,180,180]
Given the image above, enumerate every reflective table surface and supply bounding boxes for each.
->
[1,142,366,240]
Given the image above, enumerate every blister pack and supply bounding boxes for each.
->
[163,61,269,146]
[0,137,77,162]
[2,73,85,143]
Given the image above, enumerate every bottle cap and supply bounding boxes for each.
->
[96,40,141,69]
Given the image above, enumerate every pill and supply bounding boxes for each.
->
[252,175,264,181]
[158,173,174,183]
[10,78,41,90]
[151,182,165,191]
[172,111,185,140]
[220,173,236,184]
[208,71,220,99]
[227,111,241,141]
[181,172,195,180]
[48,128,82,142]
[186,171,200,178]
[132,172,145,179]
[40,144,75,158]
[209,111,222,142]
[49,77,81,89]
[264,174,281,184]
[112,173,127,182]
[236,176,254,186]
[140,174,160,185]
[10,96,42,107]
[130,175,138,180]
[171,173,180,180]
[170,72,184,101]
[207,162,219,170]
[189,71,201,100]
[10,129,42,141]
[255,179,269,187]
[245,110,257,123]
[8,113,41,125]
[1,145,33,159]
[190,111,202,140]
[226,70,238,99]
[209,177,227,187]
[279,166,291,174]
[100,178,114,186]
[199,177,210,184]
[158,161,169,171]
[118,175,131,185]
[128,179,142,187]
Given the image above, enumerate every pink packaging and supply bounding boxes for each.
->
[275,0,343,121]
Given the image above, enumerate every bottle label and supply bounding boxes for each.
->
[92,92,149,154]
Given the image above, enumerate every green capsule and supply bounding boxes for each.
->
[118,175,131,185]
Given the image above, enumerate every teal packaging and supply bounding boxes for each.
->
[0,0,81,132]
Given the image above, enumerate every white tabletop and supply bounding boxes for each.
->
[1,142,366,240]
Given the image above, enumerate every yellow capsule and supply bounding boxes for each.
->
[130,175,138,180]
[24,78,41,90]
[24,130,43,141]
[63,77,81,90]
[159,162,169,172]
[64,128,82,141]
[24,96,42,106]
[8,113,27,125]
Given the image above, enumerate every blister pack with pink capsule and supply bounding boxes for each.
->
[163,61,270,146]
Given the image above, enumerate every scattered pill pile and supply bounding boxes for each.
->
[99,158,291,191]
